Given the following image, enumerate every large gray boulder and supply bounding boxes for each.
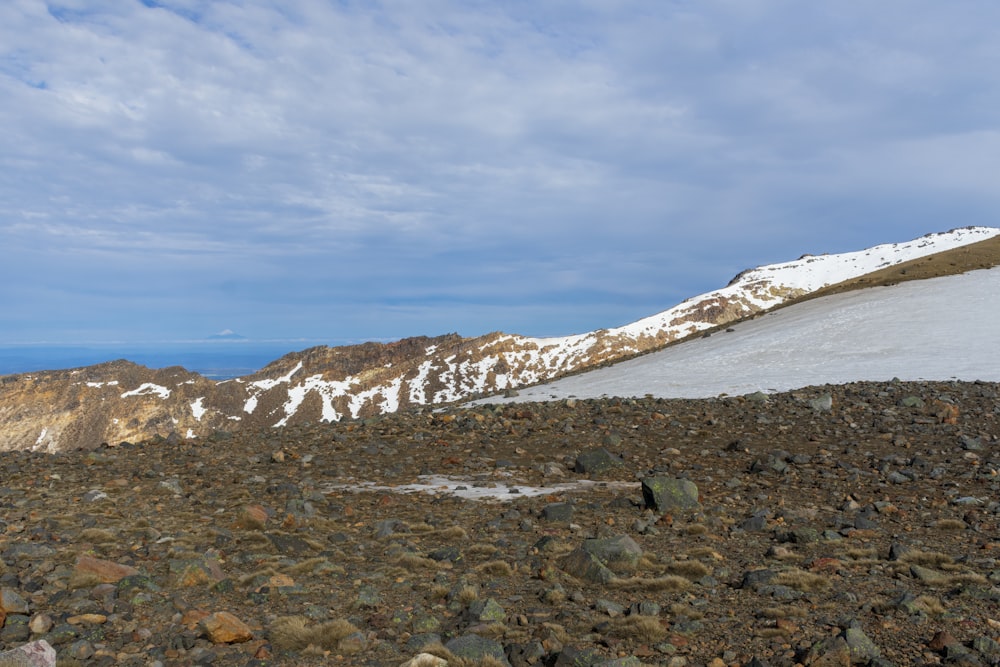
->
[641,476,699,511]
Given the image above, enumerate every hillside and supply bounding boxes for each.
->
[0,380,998,666]
[1,227,998,452]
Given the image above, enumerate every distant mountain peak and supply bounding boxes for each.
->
[207,330,247,341]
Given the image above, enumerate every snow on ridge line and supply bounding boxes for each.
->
[729,225,1000,291]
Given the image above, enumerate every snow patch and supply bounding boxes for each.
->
[191,397,206,421]
[121,383,171,399]
[325,476,639,501]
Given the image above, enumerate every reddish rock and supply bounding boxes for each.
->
[199,611,254,644]
[182,609,211,630]
[73,555,140,584]
[235,504,268,530]
[928,629,960,652]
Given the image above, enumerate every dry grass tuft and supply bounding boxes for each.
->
[284,558,333,575]
[933,519,967,531]
[757,605,808,619]
[913,595,946,616]
[682,523,709,536]
[899,550,953,567]
[686,547,724,560]
[843,547,878,560]
[456,585,479,605]
[428,584,450,601]
[238,568,277,586]
[774,569,831,592]
[467,543,500,558]
[476,560,514,577]
[757,627,792,638]
[394,552,446,570]
[541,588,566,605]
[237,533,273,548]
[430,526,469,541]
[668,603,704,620]
[609,616,669,643]
[79,528,117,544]
[407,522,436,532]
[664,560,711,580]
[269,616,361,653]
[944,572,989,587]
[609,575,691,592]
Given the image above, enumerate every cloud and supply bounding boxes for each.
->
[2,1,1000,344]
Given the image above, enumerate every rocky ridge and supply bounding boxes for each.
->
[1,227,998,453]
[0,380,998,666]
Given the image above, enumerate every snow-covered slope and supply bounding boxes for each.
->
[476,265,1000,403]
[1,226,998,451]
[514,225,1000,365]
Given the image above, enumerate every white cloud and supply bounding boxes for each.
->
[2,1,999,343]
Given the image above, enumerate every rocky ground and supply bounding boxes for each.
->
[0,380,999,667]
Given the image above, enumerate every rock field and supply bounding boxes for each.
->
[1,380,999,666]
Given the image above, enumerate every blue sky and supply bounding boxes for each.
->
[2,1,999,346]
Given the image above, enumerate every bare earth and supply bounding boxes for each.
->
[1,379,998,666]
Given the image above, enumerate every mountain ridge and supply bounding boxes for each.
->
[2,226,998,452]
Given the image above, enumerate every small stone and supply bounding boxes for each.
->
[170,556,226,587]
[559,548,615,584]
[641,477,699,511]
[159,478,184,494]
[235,505,268,530]
[541,502,575,522]
[356,585,382,608]
[574,447,624,474]
[809,394,834,411]
[198,611,253,644]
[66,613,107,625]
[468,598,505,623]
[445,634,510,666]
[65,640,95,661]
[0,588,30,614]
[338,631,368,654]
[29,614,54,635]
[581,535,643,572]
[74,555,140,584]
[400,654,448,667]
[843,626,880,662]
[928,629,960,652]
[807,635,851,666]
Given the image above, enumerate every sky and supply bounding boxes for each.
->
[3,1,1000,346]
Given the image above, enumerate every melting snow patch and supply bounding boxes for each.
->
[324,475,639,501]
[36,428,47,445]
[121,383,171,399]
[191,397,206,421]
